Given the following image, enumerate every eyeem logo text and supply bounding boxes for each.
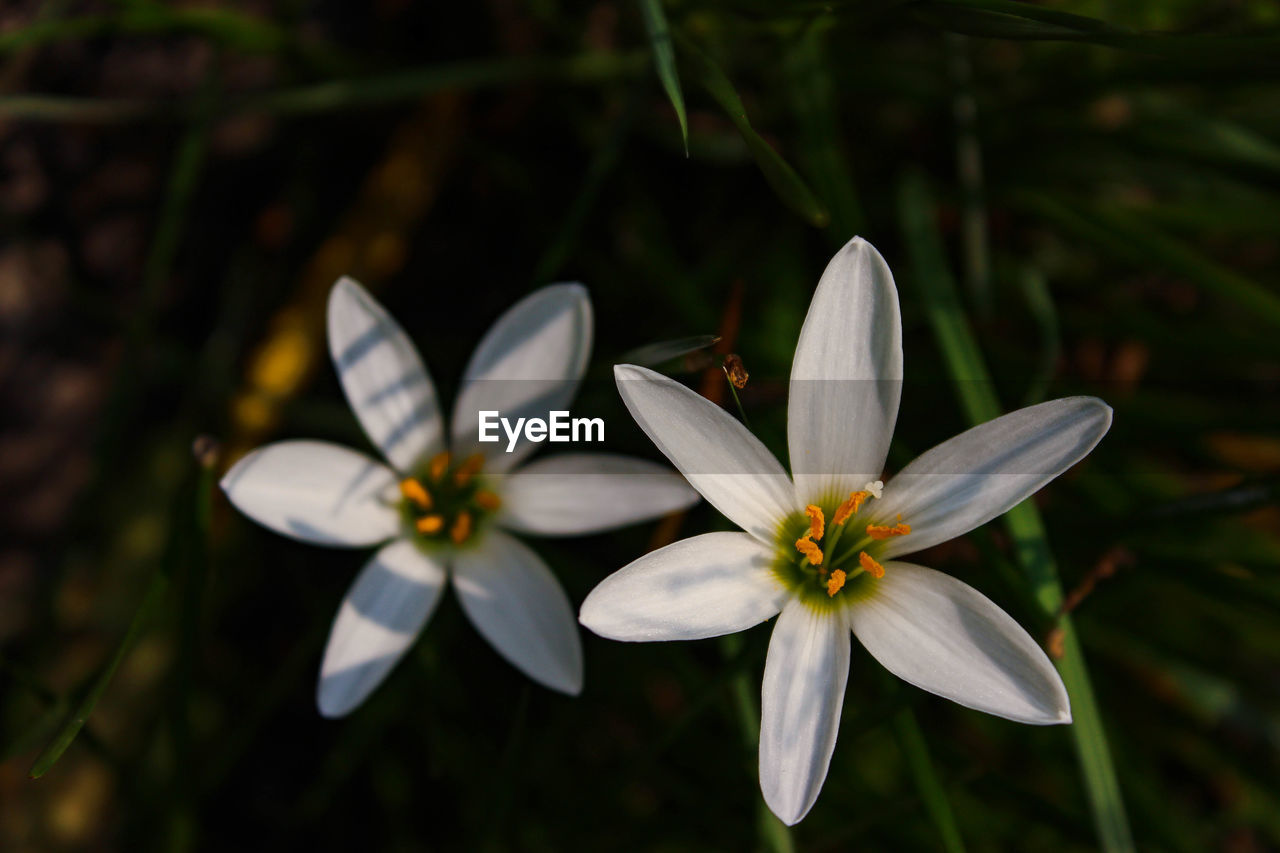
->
[478,410,605,453]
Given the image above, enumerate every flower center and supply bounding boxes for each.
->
[399,452,501,548]
[773,480,912,608]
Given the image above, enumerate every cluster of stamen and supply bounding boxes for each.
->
[788,480,911,598]
[399,451,501,546]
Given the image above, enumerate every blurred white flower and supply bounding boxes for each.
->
[222,278,698,717]
[579,237,1112,825]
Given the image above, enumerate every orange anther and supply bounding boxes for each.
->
[474,490,502,511]
[399,478,432,509]
[450,510,473,545]
[805,505,825,541]
[428,451,451,481]
[826,569,848,597]
[833,490,870,526]
[415,514,445,535]
[858,551,885,579]
[866,522,911,540]
[795,537,824,566]
[454,453,485,486]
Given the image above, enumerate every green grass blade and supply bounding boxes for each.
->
[893,708,968,853]
[637,0,688,153]
[680,36,830,227]
[897,171,1135,853]
[1017,266,1061,407]
[28,572,168,778]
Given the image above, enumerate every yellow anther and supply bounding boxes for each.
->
[826,569,847,597]
[428,451,451,481]
[795,536,824,566]
[415,514,445,535]
[833,490,871,526]
[399,478,432,509]
[450,510,473,545]
[475,490,502,511]
[858,551,885,579]
[454,453,484,486]
[866,522,911,540]
[723,353,749,389]
[804,505,825,540]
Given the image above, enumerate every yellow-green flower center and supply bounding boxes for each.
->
[771,484,910,611]
[398,451,501,549]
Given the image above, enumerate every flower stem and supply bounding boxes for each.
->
[720,635,793,853]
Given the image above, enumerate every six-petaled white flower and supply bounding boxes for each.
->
[579,237,1112,825]
[221,278,698,717]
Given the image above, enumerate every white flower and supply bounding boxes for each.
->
[221,278,699,717]
[579,237,1112,825]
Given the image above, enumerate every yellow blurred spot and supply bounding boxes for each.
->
[416,514,444,535]
[454,453,484,487]
[250,315,312,395]
[428,451,451,481]
[450,511,473,545]
[475,490,502,511]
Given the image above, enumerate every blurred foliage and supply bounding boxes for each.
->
[1,0,1279,851]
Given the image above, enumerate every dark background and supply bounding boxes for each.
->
[2,1,1279,850]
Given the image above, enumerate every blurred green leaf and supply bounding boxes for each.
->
[898,171,1135,853]
[893,709,968,853]
[1018,193,1280,332]
[638,0,688,153]
[911,0,1280,63]
[679,36,830,227]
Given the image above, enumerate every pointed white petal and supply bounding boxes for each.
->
[316,539,448,717]
[452,530,582,694]
[875,397,1112,559]
[328,277,445,473]
[499,453,700,536]
[849,562,1070,724]
[451,284,592,472]
[579,532,786,641]
[788,237,903,506]
[760,599,850,826]
[220,440,400,547]
[614,364,797,543]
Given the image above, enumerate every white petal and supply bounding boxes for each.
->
[499,453,700,536]
[452,530,582,694]
[849,562,1070,724]
[328,277,445,473]
[614,364,797,543]
[316,539,448,717]
[220,440,400,547]
[759,599,850,826]
[451,284,592,472]
[875,397,1113,559]
[788,237,903,506]
[578,532,786,641]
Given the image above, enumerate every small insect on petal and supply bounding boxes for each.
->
[866,522,911,540]
[826,569,847,597]
[805,505,825,540]
[400,478,432,509]
[795,536,824,566]
[858,551,885,579]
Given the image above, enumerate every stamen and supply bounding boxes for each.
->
[866,522,911,540]
[450,510,473,545]
[428,451,451,481]
[805,505,825,540]
[415,514,445,535]
[454,453,484,486]
[399,477,432,509]
[795,536,824,566]
[858,551,885,579]
[475,490,502,511]
[826,569,847,597]
[833,491,870,526]
[864,480,884,500]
